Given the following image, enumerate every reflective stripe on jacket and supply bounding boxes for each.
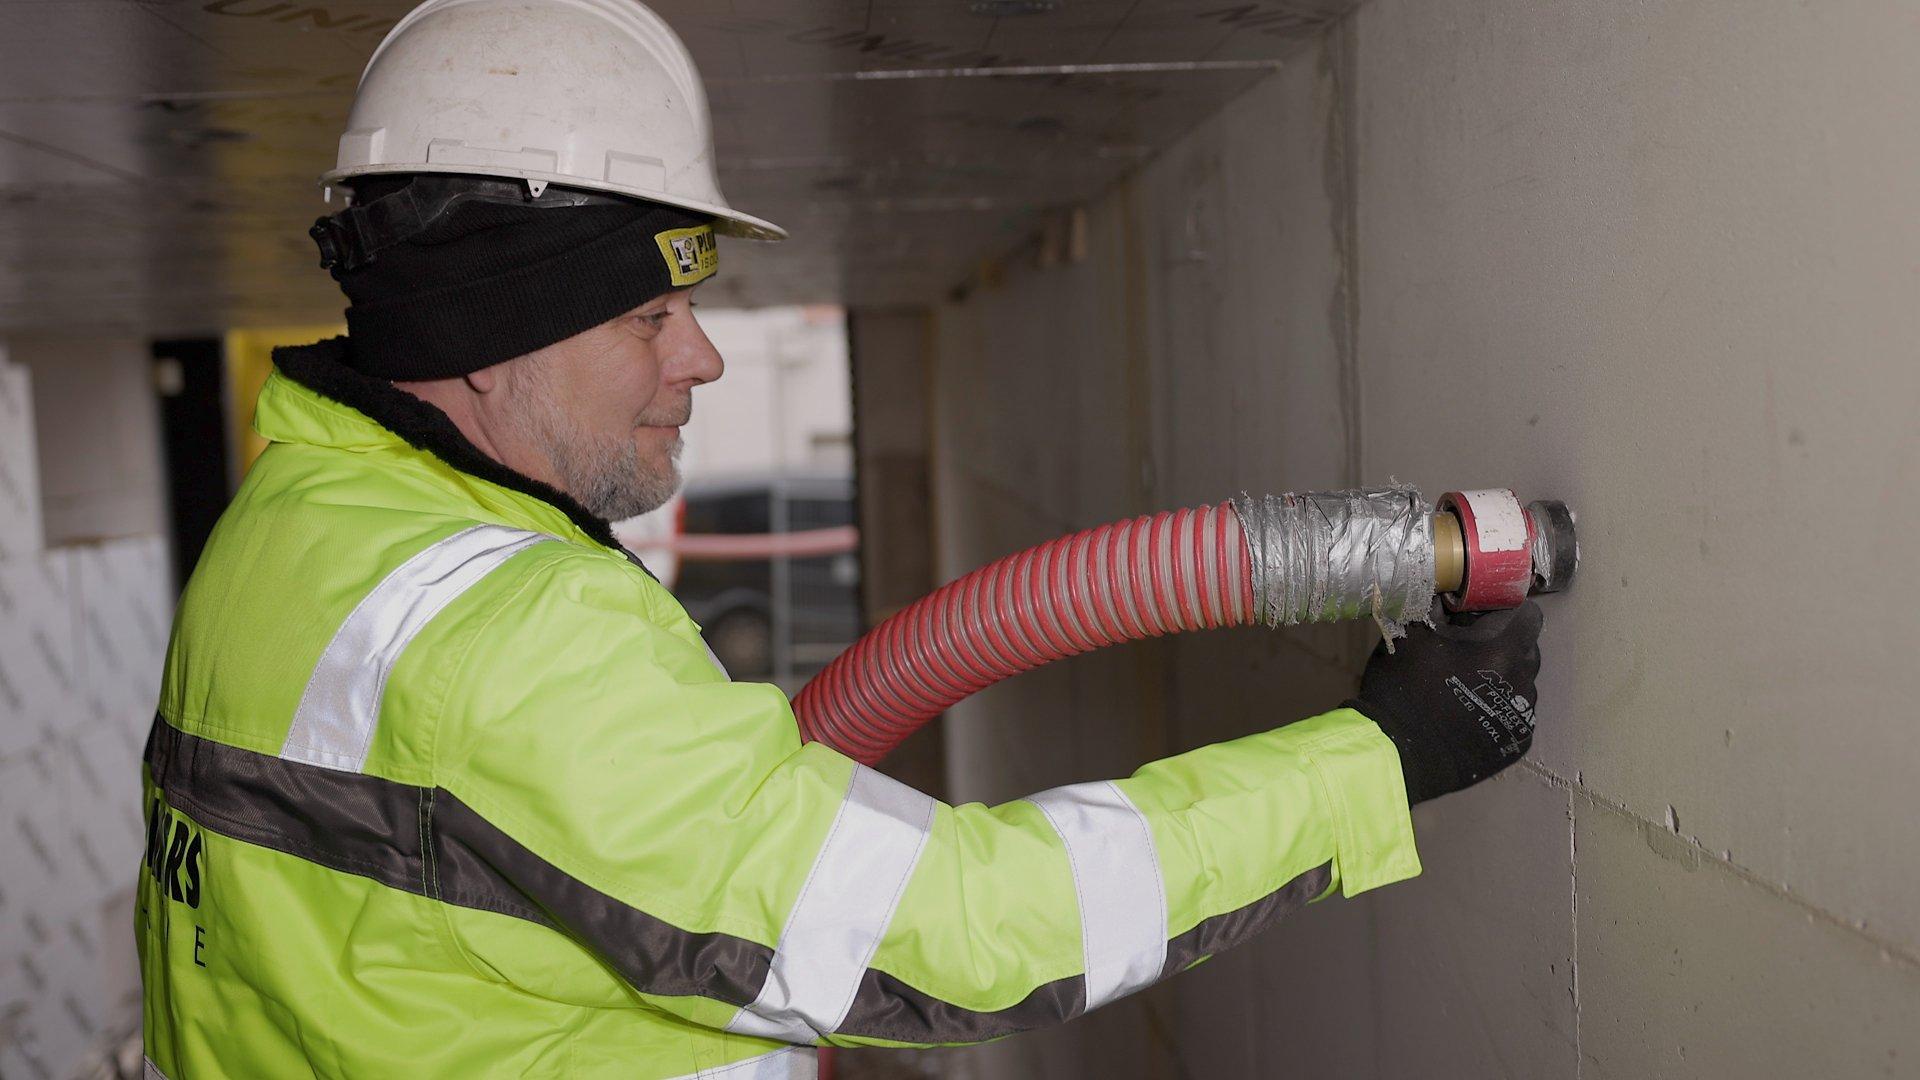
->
[138,338,1421,1078]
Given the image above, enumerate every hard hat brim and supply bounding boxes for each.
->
[321,164,788,243]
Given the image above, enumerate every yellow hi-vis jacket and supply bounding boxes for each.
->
[138,338,1420,1079]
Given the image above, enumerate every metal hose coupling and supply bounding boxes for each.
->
[1230,487,1437,641]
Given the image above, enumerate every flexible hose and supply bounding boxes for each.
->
[793,502,1256,764]
[793,488,1443,764]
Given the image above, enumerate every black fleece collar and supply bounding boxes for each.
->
[271,336,647,571]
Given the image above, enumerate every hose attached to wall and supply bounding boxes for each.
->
[792,486,1576,765]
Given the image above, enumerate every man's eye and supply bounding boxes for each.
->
[636,311,670,330]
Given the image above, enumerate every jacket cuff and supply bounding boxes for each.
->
[1289,707,1423,897]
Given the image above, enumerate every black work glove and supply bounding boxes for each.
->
[1345,600,1544,805]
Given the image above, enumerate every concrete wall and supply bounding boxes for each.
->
[912,2,1920,1076]
[846,309,948,801]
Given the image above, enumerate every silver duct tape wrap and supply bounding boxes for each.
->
[1229,487,1437,642]
[1528,514,1555,591]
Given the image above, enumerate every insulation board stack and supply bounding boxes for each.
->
[0,347,167,1076]
[0,538,166,1077]
[0,549,92,1078]
[0,349,44,560]
[71,537,171,738]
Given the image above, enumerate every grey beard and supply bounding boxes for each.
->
[505,360,684,523]
[555,431,682,522]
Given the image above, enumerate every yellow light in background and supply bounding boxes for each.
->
[223,326,343,481]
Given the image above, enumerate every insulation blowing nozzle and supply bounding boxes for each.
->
[1432,490,1579,611]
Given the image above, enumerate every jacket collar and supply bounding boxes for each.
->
[264,336,639,563]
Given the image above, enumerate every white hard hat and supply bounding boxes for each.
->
[321,0,784,242]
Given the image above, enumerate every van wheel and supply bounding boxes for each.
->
[705,610,773,679]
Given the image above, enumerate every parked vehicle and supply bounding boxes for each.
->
[671,473,860,691]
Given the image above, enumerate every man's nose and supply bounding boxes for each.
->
[675,322,724,387]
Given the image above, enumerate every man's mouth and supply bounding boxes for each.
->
[638,407,692,430]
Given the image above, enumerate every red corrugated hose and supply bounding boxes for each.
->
[793,502,1253,765]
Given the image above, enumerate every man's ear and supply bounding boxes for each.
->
[465,364,499,393]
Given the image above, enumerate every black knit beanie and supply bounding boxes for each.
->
[323,177,718,380]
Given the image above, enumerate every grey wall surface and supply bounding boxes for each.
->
[847,309,948,801]
[915,2,1920,1076]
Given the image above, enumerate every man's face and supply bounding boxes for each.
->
[501,288,722,521]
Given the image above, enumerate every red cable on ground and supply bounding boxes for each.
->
[793,502,1255,765]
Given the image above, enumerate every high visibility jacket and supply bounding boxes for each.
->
[139,338,1421,1079]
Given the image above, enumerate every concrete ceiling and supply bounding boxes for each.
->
[0,0,1352,337]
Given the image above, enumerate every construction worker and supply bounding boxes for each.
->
[135,1,1547,1076]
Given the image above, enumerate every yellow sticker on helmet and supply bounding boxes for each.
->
[655,223,718,287]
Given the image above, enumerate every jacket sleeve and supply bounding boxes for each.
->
[432,550,1420,1048]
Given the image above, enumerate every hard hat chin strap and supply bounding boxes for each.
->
[310,175,639,277]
